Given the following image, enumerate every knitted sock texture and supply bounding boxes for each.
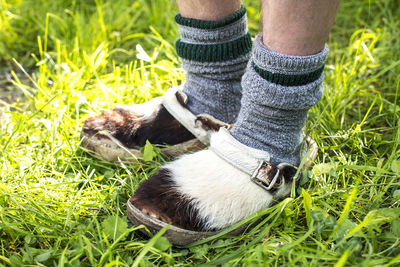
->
[175,6,251,123]
[231,35,329,165]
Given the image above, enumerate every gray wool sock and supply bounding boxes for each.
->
[231,35,329,165]
[175,6,251,123]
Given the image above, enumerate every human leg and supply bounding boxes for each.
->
[231,0,340,165]
[262,0,340,56]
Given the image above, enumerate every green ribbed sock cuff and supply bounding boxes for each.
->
[176,33,252,62]
[175,6,246,29]
[251,34,328,87]
[252,62,324,87]
[175,5,251,62]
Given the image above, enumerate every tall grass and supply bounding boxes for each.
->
[1,0,400,266]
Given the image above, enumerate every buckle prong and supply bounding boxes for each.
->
[251,161,281,191]
[268,169,280,190]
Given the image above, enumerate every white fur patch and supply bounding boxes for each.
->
[119,96,162,120]
[165,150,292,230]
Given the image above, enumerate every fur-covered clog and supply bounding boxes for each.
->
[81,87,230,162]
[127,128,318,246]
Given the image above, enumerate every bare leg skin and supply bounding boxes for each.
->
[262,0,341,56]
[177,0,241,21]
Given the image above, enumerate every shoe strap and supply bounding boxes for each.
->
[162,87,230,145]
[210,128,298,191]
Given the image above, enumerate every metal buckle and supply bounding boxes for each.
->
[251,161,282,191]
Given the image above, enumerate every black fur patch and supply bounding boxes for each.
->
[280,165,297,183]
[83,105,195,148]
[130,169,206,231]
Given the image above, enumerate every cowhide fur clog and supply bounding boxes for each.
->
[127,128,318,246]
[81,87,230,162]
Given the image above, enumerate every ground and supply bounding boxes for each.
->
[0,0,400,266]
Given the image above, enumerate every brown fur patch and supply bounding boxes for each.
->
[195,115,227,131]
[175,91,187,108]
[130,168,206,231]
[83,105,195,148]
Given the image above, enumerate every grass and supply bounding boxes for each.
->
[1,0,400,266]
